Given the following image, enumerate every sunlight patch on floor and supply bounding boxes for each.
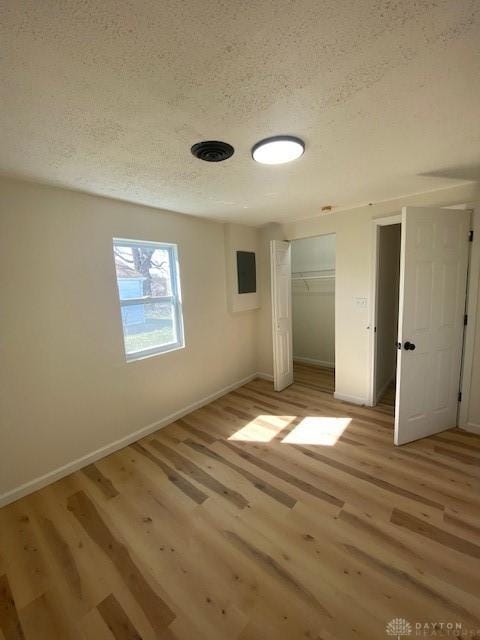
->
[281,416,352,445]
[227,414,351,445]
[228,415,297,442]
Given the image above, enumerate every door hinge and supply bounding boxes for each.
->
[458,391,462,402]
[464,314,468,326]
[397,342,402,350]
[469,230,474,242]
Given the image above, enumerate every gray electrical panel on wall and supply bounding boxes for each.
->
[236,251,256,294]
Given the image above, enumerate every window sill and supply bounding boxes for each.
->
[125,342,185,363]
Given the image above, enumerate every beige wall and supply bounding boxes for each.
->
[0,178,259,502]
[375,224,401,397]
[292,286,335,367]
[291,234,336,273]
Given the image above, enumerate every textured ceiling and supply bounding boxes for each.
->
[1,1,480,225]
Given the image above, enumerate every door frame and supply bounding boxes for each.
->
[458,205,479,432]
[367,214,402,407]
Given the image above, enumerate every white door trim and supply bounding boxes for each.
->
[459,205,479,429]
[367,214,402,406]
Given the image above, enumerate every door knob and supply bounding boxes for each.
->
[404,341,416,351]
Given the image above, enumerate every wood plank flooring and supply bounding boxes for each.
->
[293,362,395,416]
[292,361,335,395]
[1,365,480,640]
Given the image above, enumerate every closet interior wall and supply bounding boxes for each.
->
[291,234,336,369]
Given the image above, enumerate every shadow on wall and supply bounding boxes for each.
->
[419,164,480,182]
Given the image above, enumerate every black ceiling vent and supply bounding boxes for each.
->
[191,140,234,162]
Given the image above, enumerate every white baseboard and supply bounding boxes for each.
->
[255,371,274,381]
[333,391,365,406]
[0,371,263,509]
[293,356,335,369]
[459,422,480,435]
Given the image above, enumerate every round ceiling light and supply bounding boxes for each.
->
[252,135,304,165]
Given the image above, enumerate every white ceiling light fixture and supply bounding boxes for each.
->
[252,135,305,165]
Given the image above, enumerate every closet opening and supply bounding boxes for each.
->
[291,234,336,394]
[372,222,401,413]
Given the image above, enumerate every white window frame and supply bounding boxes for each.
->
[113,238,185,362]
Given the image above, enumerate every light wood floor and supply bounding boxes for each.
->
[293,362,396,416]
[292,361,335,395]
[1,365,480,640]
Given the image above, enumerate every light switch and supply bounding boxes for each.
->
[355,297,368,309]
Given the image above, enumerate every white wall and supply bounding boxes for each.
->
[375,224,401,398]
[282,182,480,406]
[0,178,259,503]
[292,234,335,367]
[292,286,335,367]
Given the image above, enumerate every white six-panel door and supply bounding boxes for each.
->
[395,207,470,445]
[270,240,294,391]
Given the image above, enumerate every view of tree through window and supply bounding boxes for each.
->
[113,239,184,360]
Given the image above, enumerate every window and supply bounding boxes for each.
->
[112,238,184,361]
